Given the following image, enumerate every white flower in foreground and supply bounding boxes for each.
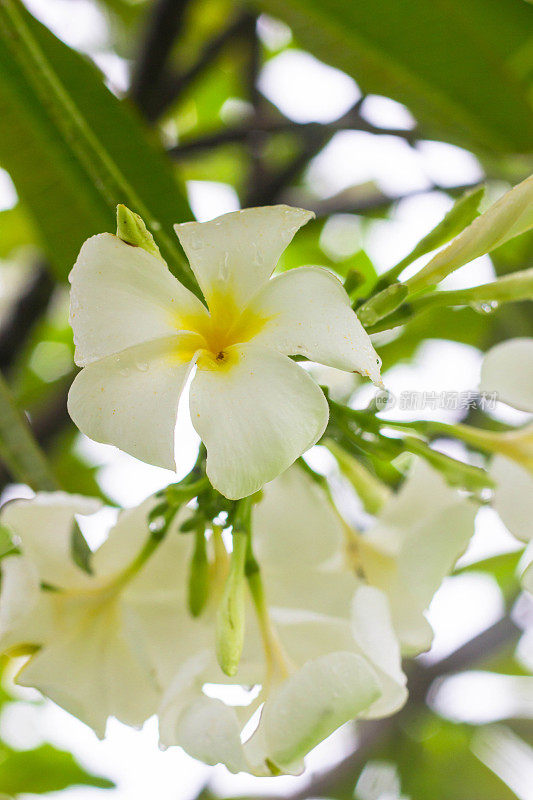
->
[68,206,382,500]
[158,467,407,775]
[248,460,475,657]
[0,493,204,737]
[479,337,533,543]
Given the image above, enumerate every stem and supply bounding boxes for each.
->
[0,0,200,296]
[245,537,293,683]
[0,371,59,491]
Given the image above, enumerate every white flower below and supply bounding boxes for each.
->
[479,337,533,544]
[0,493,202,737]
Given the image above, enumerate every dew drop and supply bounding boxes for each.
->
[149,517,166,534]
[137,361,149,372]
[219,251,229,280]
[119,367,131,377]
[471,300,499,315]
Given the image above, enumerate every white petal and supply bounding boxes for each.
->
[261,651,380,773]
[190,345,328,499]
[351,586,407,718]
[18,596,160,737]
[521,561,533,594]
[69,233,207,367]
[360,466,476,655]
[170,696,251,774]
[375,458,466,539]
[68,337,195,471]
[1,493,101,590]
[253,465,344,569]
[174,206,314,308]
[409,174,533,289]
[480,338,533,413]
[250,267,382,384]
[92,497,162,579]
[0,556,46,652]
[492,455,533,541]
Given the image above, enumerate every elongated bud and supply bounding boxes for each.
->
[402,436,493,493]
[216,530,247,676]
[325,438,391,514]
[188,528,209,617]
[116,204,162,260]
[357,283,408,327]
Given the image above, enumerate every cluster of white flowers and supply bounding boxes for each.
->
[2,200,527,775]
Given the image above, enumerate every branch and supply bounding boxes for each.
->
[149,12,254,122]
[168,111,419,158]
[129,0,191,119]
[297,180,481,219]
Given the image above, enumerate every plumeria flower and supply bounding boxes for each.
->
[0,487,405,776]
[68,206,382,500]
[247,460,476,657]
[478,337,533,543]
[0,493,208,737]
[159,467,407,775]
[353,459,477,655]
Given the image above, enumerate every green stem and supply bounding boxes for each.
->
[0,0,200,297]
[245,531,292,681]
[0,371,59,491]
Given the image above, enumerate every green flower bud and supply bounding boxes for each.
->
[116,204,163,260]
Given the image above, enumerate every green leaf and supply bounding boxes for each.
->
[0,0,197,291]
[70,519,93,575]
[382,186,485,284]
[0,744,114,794]
[0,205,36,259]
[254,0,533,153]
[407,175,533,292]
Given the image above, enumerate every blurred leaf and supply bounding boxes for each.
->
[0,1,195,286]
[50,430,112,503]
[0,205,36,259]
[379,717,518,800]
[458,553,523,602]
[70,519,93,574]
[0,744,114,794]
[255,0,533,153]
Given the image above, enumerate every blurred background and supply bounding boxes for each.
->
[0,0,533,797]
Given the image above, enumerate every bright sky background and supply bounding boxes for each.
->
[0,2,532,799]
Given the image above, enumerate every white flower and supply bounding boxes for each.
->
[67,206,382,500]
[479,337,533,543]
[158,466,407,775]
[250,460,476,657]
[0,493,205,737]
[355,459,477,655]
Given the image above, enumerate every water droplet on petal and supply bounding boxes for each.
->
[119,366,131,377]
[219,251,230,280]
[137,361,149,372]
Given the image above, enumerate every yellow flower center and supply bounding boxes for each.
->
[176,290,270,370]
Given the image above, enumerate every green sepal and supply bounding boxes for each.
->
[116,204,163,260]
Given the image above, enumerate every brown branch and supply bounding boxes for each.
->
[129,0,192,119]
[168,111,419,158]
[296,180,482,219]
[149,12,254,122]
